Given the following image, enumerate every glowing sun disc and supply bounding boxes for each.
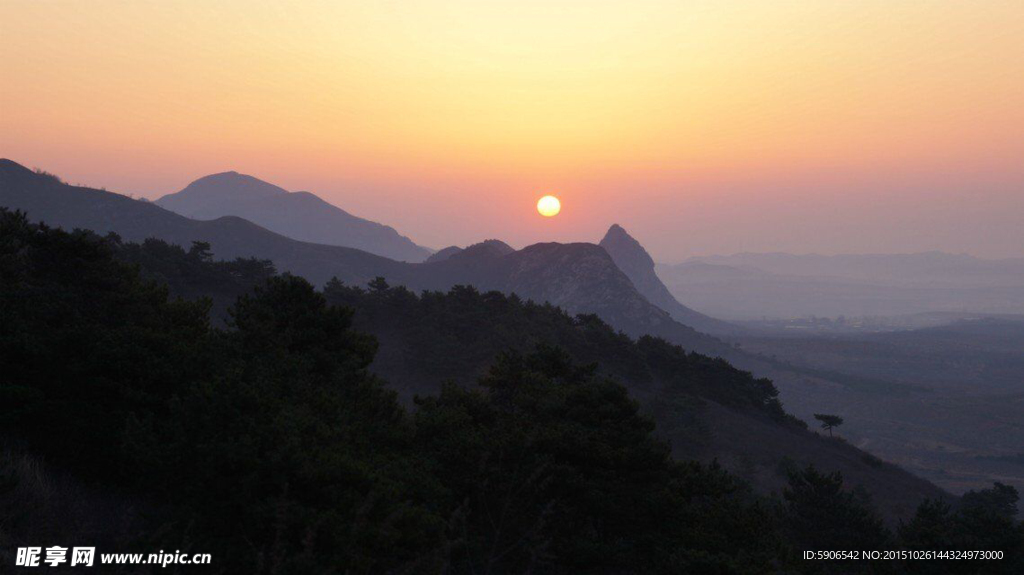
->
[537,195,561,217]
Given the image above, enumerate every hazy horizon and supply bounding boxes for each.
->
[3,1,1023,260]
[6,157,1024,262]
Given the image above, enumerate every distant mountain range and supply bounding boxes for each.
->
[423,227,742,337]
[0,159,729,356]
[0,159,410,282]
[413,239,730,354]
[156,171,432,262]
[658,252,1024,320]
[685,251,1024,285]
[424,245,465,263]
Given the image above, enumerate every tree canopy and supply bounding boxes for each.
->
[814,413,845,437]
[1,208,1021,573]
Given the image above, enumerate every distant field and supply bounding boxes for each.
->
[741,319,1024,495]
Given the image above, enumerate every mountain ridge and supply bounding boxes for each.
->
[0,160,728,356]
[156,170,431,262]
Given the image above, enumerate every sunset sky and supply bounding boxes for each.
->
[2,1,1022,259]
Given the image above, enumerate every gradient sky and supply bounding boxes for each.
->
[2,1,1023,260]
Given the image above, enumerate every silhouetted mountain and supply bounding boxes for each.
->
[156,171,431,262]
[424,245,463,263]
[600,224,741,336]
[416,241,732,355]
[0,160,728,356]
[425,240,513,263]
[0,159,410,284]
[453,239,515,259]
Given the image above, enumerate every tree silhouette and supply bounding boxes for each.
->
[780,465,890,557]
[813,413,844,437]
[367,276,390,293]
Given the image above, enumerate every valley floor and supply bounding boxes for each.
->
[739,323,1024,497]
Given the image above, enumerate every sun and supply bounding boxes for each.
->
[537,195,561,217]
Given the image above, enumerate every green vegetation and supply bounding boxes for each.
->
[1,208,1021,573]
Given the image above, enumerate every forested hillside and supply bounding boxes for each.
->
[319,278,953,521]
[107,227,955,520]
[2,209,1021,573]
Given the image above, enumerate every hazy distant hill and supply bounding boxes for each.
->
[658,252,1024,320]
[156,171,431,262]
[0,159,412,284]
[0,160,728,356]
[424,245,464,263]
[423,240,515,264]
[688,251,1024,285]
[599,224,741,336]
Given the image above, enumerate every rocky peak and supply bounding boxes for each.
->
[599,224,741,336]
[600,224,655,274]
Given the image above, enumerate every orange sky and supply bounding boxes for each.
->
[2,1,1023,259]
